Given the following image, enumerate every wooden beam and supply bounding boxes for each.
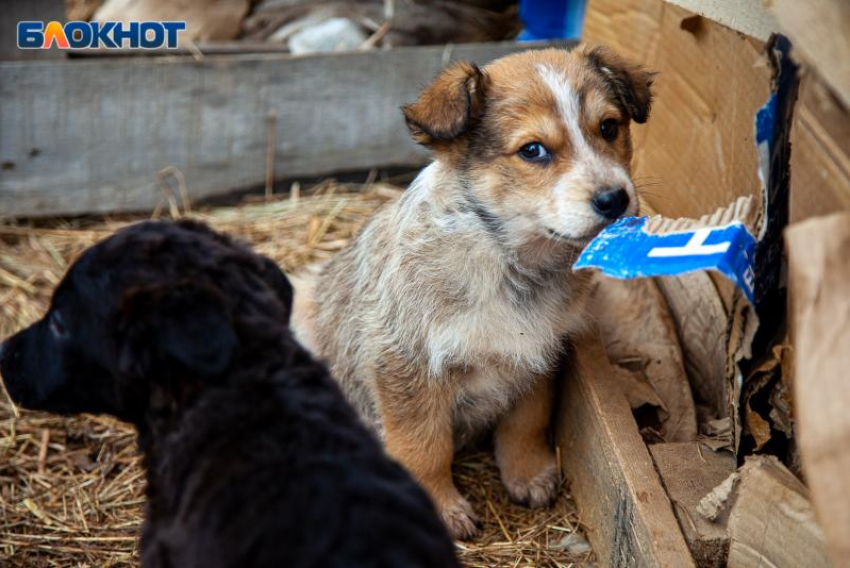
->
[650,443,735,567]
[556,331,696,568]
[0,41,569,218]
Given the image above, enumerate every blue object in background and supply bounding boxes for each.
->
[518,0,587,41]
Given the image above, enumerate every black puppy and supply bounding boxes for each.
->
[0,220,459,568]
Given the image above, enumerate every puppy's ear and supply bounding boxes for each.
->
[118,282,237,381]
[402,61,489,146]
[585,46,655,124]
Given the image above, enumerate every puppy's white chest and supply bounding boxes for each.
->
[459,363,528,401]
[427,295,564,377]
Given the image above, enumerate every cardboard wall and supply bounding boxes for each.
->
[787,213,850,565]
[788,72,850,222]
[584,0,772,220]
[771,0,850,111]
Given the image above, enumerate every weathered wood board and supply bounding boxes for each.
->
[0,41,568,218]
[556,331,696,568]
[650,443,735,567]
[0,0,66,62]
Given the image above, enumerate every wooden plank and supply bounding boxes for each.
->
[727,456,831,568]
[650,443,735,567]
[787,212,850,565]
[556,330,696,568]
[67,42,297,57]
[0,41,569,218]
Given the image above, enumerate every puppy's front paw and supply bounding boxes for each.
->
[502,460,559,509]
[440,496,480,541]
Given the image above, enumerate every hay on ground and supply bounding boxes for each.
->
[0,181,593,567]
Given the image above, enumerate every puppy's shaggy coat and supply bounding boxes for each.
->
[297,46,653,538]
[0,221,459,568]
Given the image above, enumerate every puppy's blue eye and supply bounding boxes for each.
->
[518,142,551,163]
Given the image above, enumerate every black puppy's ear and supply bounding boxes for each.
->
[584,46,655,124]
[118,282,237,380]
[402,61,489,147]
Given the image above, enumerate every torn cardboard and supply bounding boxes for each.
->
[726,456,830,568]
[788,68,850,223]
[622,2,772,221]
[590,275,698,442]
[787,211,850,565]
[738,345,796,461]
[692,456,831,567]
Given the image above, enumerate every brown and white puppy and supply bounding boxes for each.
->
[296,46,653,539]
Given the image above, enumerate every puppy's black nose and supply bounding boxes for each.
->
[591,187,630,219]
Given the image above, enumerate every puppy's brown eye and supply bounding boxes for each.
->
[518,142,552,164]
[600,119,619,142]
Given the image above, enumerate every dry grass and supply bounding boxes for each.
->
[0,181,593,567]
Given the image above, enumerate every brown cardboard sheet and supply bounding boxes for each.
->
[787,212,850,565]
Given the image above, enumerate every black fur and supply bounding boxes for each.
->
[0,220,458,568]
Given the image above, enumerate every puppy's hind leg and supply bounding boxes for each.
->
[377,376,479,540]
[494,375,559,508]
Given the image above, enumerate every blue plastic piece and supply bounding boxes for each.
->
[574,216,757,304]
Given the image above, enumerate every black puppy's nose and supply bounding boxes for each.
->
[591,187,630,219]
